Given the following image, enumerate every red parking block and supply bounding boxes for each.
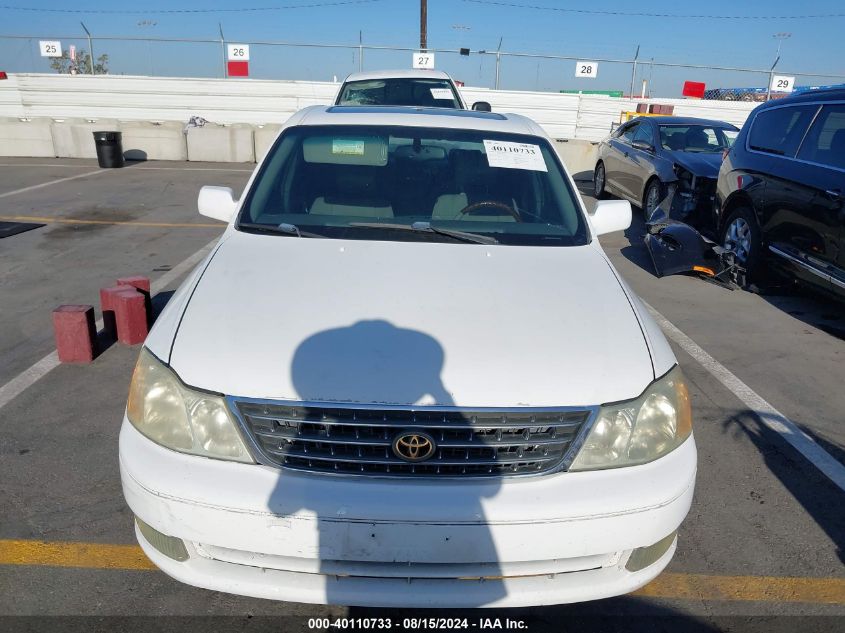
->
[117,275,152,325]
[114,289,148,345]
[52,305,98,363]
[100,284,134,336]
[116,276,150,293]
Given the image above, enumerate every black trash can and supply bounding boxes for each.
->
[92,131,124,168]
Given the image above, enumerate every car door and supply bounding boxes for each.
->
[604,121,639,199]
[794,103,845,292]
[619,121,658,203]
[746,103,832,289]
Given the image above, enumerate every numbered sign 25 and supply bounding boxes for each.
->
[39,41,62,58]
[770,75,795,93]
[575,61,598,79]
[413,52,435,69]
[227,44,250,61]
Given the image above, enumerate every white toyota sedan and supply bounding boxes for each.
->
[120,105,697,608]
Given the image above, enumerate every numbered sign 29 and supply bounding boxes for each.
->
[770,75,795,93]
[413,52,435,69]
[227,44,250,61]
[575,61,598,79]
[39,41,62,58]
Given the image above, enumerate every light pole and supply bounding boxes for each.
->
[137,20,157,76]
[773,32,791,59]
[767,33,791,100]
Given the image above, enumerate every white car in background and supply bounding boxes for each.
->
[335,68,491,111]
[120,105,697,607]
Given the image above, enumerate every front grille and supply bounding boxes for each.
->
[231,400,593,477]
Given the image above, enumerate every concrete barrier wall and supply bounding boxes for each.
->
[0,73,761,166]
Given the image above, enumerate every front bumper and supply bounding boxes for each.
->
[120,419,697,608]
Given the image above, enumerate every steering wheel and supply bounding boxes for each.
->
[458,200,522,222]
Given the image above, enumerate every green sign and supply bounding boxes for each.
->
[560,89,624,97]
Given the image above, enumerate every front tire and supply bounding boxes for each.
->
[721,207,763,280]
[594,162,607,199]
[643,179,664,222]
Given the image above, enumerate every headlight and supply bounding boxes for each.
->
[126,348,253,463]
[569,365,692,471]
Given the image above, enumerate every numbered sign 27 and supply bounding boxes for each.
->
[227,44,250,61]
[39,41,62,58]
[413,52,435,70]
[770,75,795,93]
[575,61,598,79]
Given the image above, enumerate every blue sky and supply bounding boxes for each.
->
[1,1,843,95]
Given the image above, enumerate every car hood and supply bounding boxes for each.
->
[169,232,654,407]
[665,150,723,178]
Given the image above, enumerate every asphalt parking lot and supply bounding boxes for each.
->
[0,158,843,631]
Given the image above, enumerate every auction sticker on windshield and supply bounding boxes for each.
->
[332,139,366,156]
[430,88,454,99]
[483,140,547,172]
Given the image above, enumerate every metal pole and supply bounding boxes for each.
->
[219,23,227,78]
[629,44,639,98]
[494,37,502,90]
[420,0,427,50]
[766,56,780,102]
[359,30,363,72]
[80,22,93,74]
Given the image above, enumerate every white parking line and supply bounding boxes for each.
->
[0,169,106,199]
[0,238,219,412]
[644,300,845,493]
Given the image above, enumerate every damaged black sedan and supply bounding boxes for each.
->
[594,116,738,227]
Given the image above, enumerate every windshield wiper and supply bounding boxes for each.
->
[348,221,498,245]
[238,222,324,238]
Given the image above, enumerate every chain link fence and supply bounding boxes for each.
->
[1,32,843,98]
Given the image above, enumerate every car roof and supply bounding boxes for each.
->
[758,87,845,108]
[291,105,545,137]
[341,69,453,82]
[631,116,738,128]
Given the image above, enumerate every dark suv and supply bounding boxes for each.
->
[716,88,845,300]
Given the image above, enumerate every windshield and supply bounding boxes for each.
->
[659,125,737,152]
[238,125,589,247]
[337,78,462,109]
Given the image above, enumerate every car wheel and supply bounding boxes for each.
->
[721,207,763,280]
[643,179,664,222]
[594,162,607,199]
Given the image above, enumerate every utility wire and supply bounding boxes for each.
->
[462,0,845,20]
[0,1,384,14]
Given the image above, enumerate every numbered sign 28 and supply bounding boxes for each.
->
[575,61,598,79]
[39,41,62,58]
[227,44,250,61]
[770,75,795,93]
[413,52,435,69]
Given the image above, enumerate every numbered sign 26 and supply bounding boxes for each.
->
[770,75,795,93]
[575,61,598,79]
[413,52,435,69]
[39,41,62,58]
[227,44,250,61]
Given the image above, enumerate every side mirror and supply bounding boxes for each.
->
[471,101,492,112]
[590,199,632,236]
[631,139,654,153]
[198,186,237,223]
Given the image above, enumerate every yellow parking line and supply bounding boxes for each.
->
[0,539,155,571]
[1,539,844,603]
[0,214,223,229]
[636,572,845,604]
